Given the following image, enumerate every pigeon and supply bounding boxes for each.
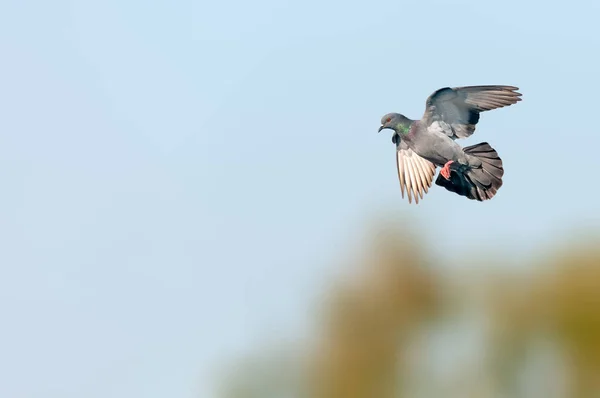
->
[378,85,522,204]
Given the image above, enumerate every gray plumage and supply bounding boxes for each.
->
[378,85,522,203]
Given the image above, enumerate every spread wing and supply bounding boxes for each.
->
[421,85,522,140]
[394,136,437,204]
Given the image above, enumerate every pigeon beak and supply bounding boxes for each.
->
[378,125,385,133]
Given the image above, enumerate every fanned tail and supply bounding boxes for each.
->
[435,142,504,201]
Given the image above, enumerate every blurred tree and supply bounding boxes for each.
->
[485,244,600,398]
[308,226,442,398]
[216,222,600,398]
[540,246,600,397]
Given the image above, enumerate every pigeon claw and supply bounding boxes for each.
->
[440,160,454,180]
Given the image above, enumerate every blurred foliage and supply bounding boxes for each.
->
[218,222,600,398]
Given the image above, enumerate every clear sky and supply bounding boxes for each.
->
[1,0,599,397]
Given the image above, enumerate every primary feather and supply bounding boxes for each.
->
[422,85,522,140]
[395,139,436,204]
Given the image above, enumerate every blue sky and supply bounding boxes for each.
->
[1,1,599,397]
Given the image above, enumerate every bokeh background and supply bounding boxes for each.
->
[1,1,599,397]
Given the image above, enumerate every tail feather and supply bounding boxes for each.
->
[435,142,504,201]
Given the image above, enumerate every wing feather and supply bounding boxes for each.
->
[422,85,522,139]
[396,144,437,204]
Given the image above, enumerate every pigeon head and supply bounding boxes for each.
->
[378,113,411,134]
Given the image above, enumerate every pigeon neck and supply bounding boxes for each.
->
[394,121,412,135]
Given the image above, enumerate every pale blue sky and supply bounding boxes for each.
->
[1,1,599,397]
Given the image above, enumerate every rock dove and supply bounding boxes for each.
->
[378,85,522,203]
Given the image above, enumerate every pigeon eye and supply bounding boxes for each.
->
[386,117,391,123]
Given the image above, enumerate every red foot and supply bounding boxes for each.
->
[440,160,454,180]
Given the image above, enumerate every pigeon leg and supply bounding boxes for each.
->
[440,160,454,180]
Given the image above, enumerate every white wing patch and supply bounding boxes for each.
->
[396,148,437,204]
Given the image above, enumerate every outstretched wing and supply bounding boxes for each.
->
[421,85,522,140]
[394,136,437,204]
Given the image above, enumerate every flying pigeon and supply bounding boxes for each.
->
[378,85,522,203]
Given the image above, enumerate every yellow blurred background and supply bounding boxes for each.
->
[217,220,600,398]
